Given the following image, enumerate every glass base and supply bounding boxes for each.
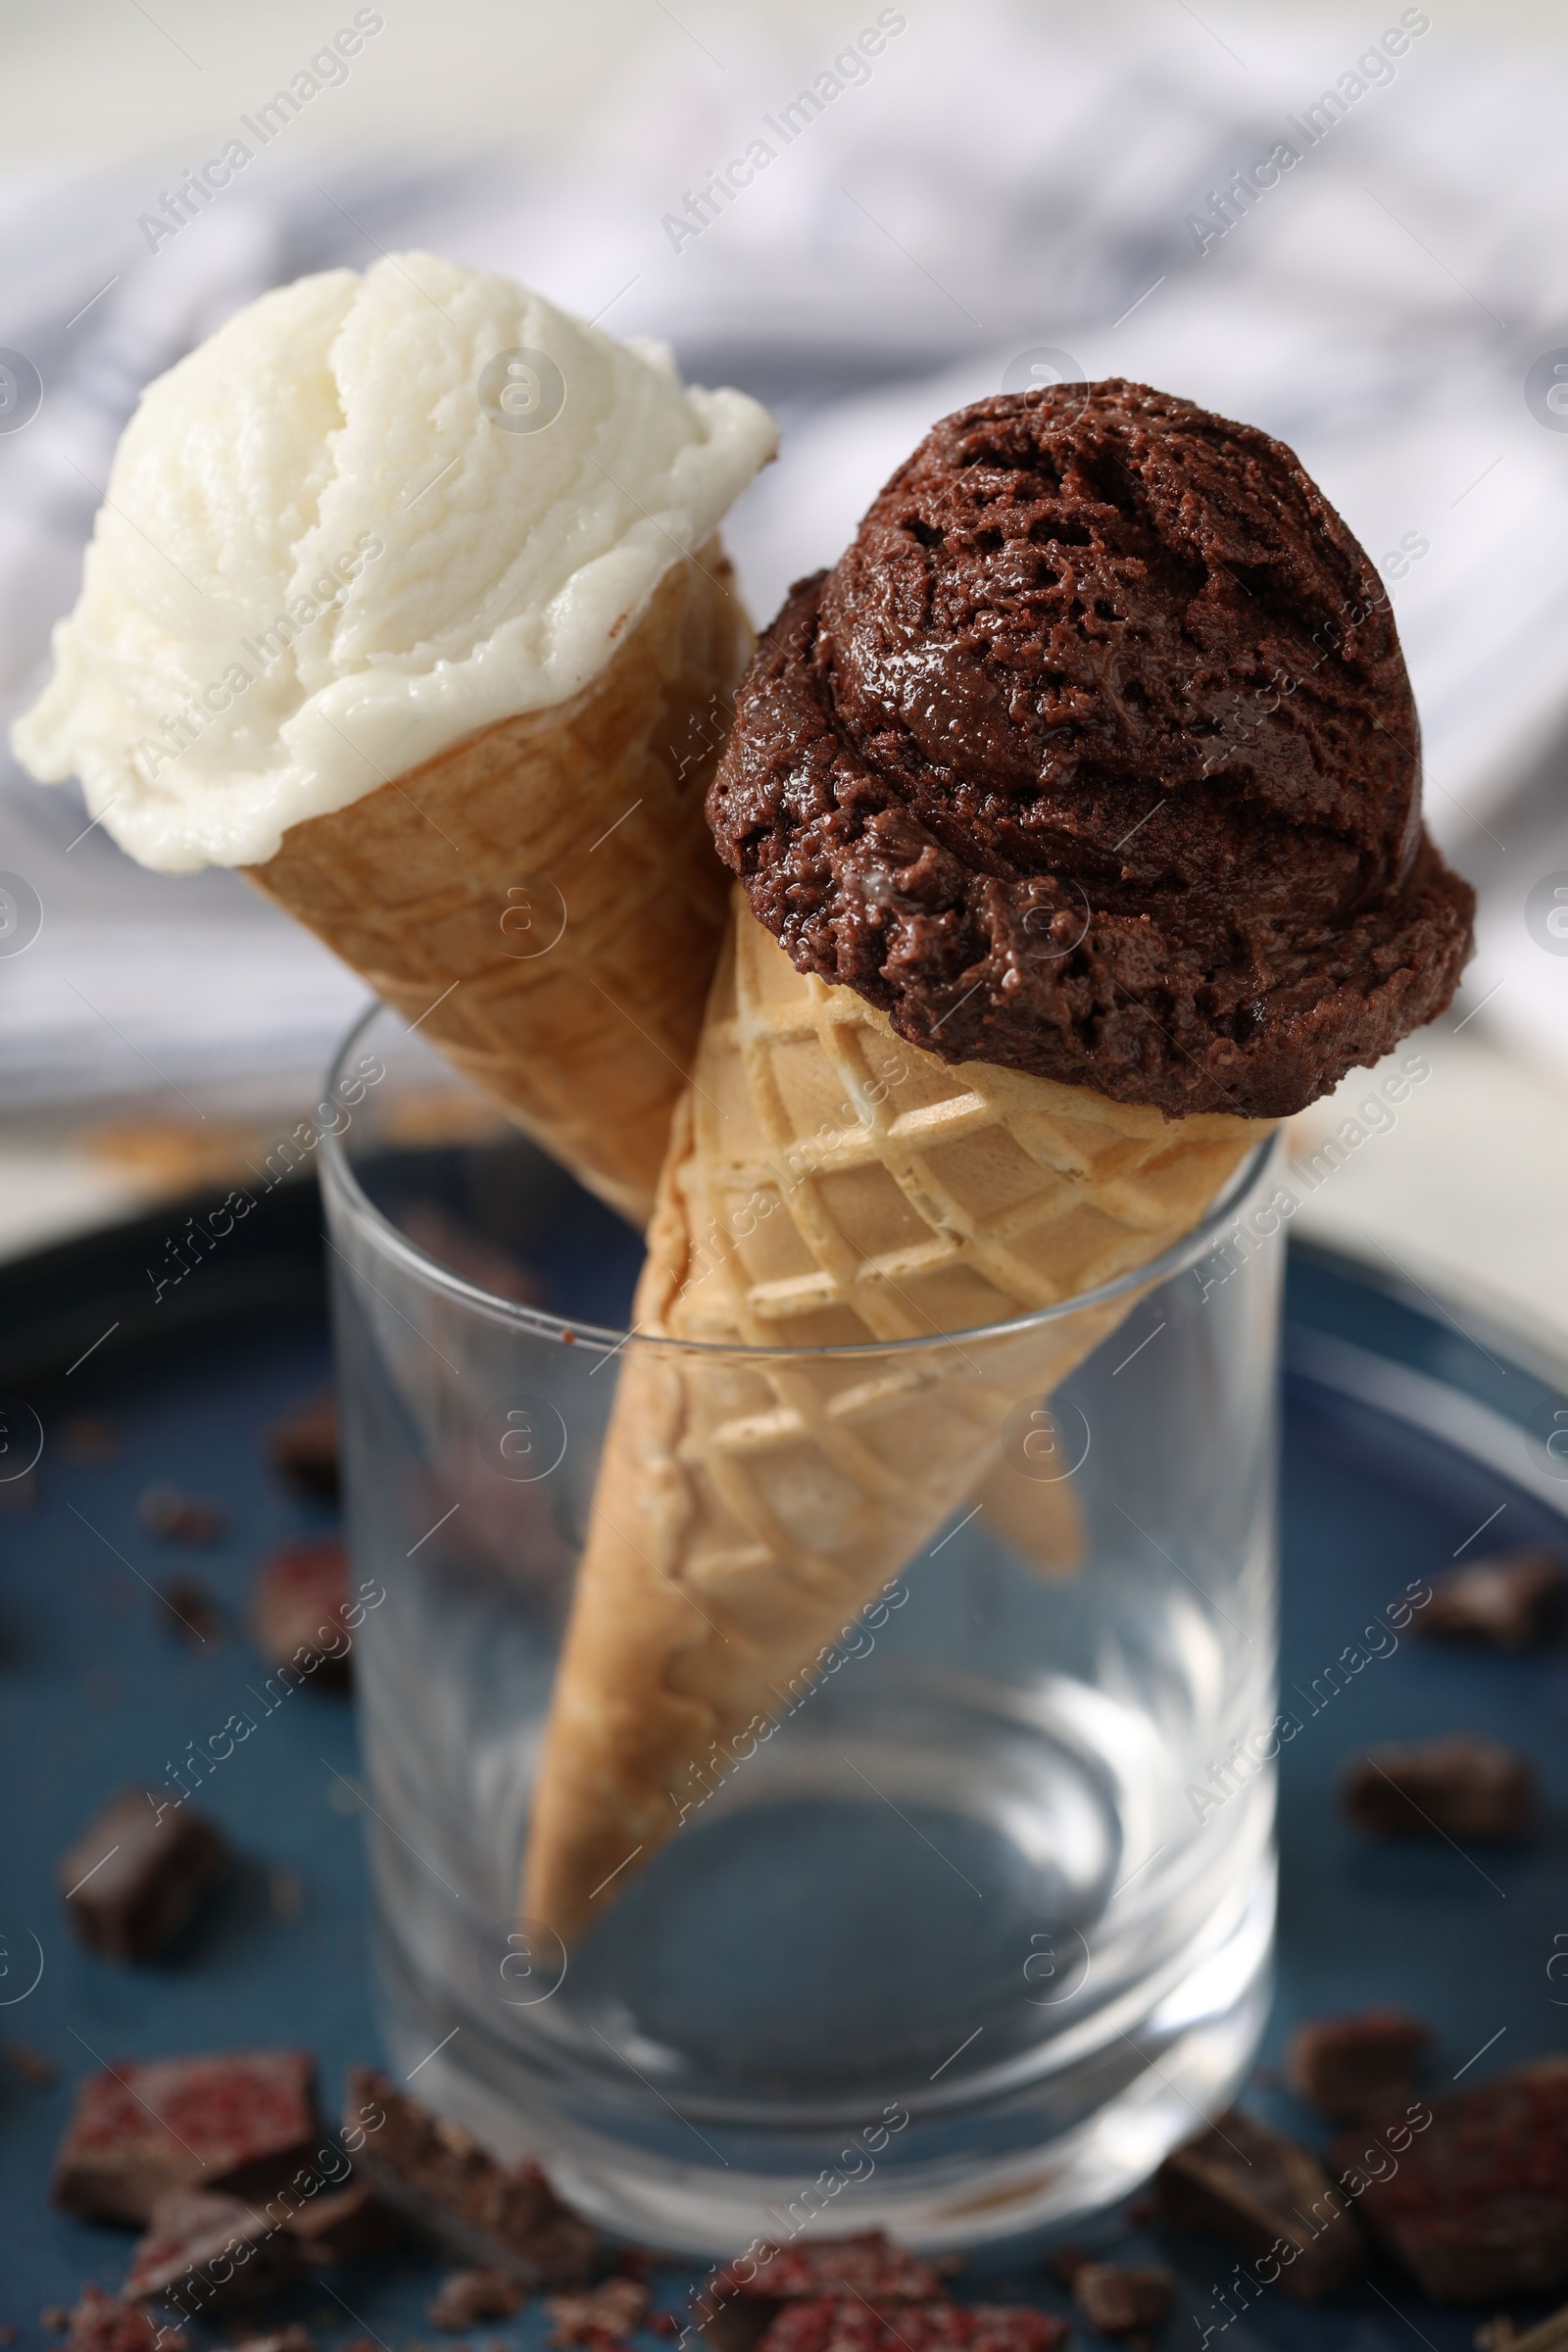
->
[373,1810,1274,2255]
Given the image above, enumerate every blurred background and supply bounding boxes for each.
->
[2,0,1566,1341]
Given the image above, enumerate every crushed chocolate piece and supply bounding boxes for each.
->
[713,2234,947,2301]
[1419,1550,1566,1650]
[759,2304,1067,2352]
[1341,1736,1536,1843]
[157,1575,225,1646]
[41,2311,70,2334]
[63,1416,119,1464]
[1047,2246,1090,2289]
[1331,2060,1568,2301]
[1285,2007,1431,2120]
[124,2186,307,2309]
[52,2047,318,2224]
[5,2037,57,2086]
[58,1789,229,1962]
[1156,2108,1367,2299]
[268,1393,340,1503]
[250,1540,353,1688]
[430,2272,527,2330]
[137,1484,228,1544]
[550,2279,649,2344]
[1072,2265,1174,2337]
[63,2289,184,2352]
[269,1866,306,1922]
[1472,2311,1568,2352]
[284,2179,410,2263]
[344,2065,595,2285]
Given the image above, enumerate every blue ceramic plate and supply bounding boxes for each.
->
[1,1178,1564,2348]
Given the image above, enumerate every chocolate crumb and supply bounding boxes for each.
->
[63,1416,118,1464]
[1341,1735,1536,1842]
[1419,1549,1566,1649]
[1072,2266,1175,2338]
[63,2289,186,2352]
[430,2275,526,2331]
[158,1574,225,1645]
[269,1867,305,1922]
[57,1788,229,1962]
[550,2280,650,2345]
[5,2038,57,2086]
[1286,2007,1431,2120]
[268,1393,340,1503]
[137,1483,228,1544]
[250,1540,353,1688]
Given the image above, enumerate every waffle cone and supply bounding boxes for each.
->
[522,895,1268,1942]
[242,542,749,1227]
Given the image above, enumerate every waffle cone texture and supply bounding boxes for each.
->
[522,893,1268,1943]
[243,542,750,1228]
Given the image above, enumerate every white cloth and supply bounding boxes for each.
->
[3,5,1566,1109]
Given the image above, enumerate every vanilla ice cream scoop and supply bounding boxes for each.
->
[14,252,778,871]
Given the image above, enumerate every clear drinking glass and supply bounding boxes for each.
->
[319,1004,1285,2255]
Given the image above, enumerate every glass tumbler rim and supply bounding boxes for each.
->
[320,1001,1284,1364]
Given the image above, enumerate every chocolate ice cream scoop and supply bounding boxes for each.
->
[708,379,1474,1117]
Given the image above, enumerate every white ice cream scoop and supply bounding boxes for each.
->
[12,251,777,873]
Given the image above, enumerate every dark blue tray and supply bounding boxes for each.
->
[2,1177,1566,2348]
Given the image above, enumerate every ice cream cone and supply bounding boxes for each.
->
[522,893,1267,1942]
[243,544,748,1228]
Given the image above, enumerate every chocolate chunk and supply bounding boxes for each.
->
[5,2038,57,2086]
[284,2179,410,2263]
[1072,2265,1174,2338]
[1285,2007,1431,2120]
[1419,1550,1566,1649]
[268,1393,340,1504]
[1331,2060,1568,2301]
[344,2065,595,2285]
[251,1540,353,1688]
[1341,1736,1536,1842]
[1473,2308,1568,2352]
[123,2186,308,2309]
[52,2047,318,2224]
[431,2273,527,2330]
[157,1576,224,1646]
[58,1790,229,1962]
[1156,2108,1367,2299]
[137,1484,228,1544]
[63,2289,183,2352]
[713,2234,947,2301]
[549,2280,649,2344]
[759,2305,1067,2352]
[63,1416,119,1464]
